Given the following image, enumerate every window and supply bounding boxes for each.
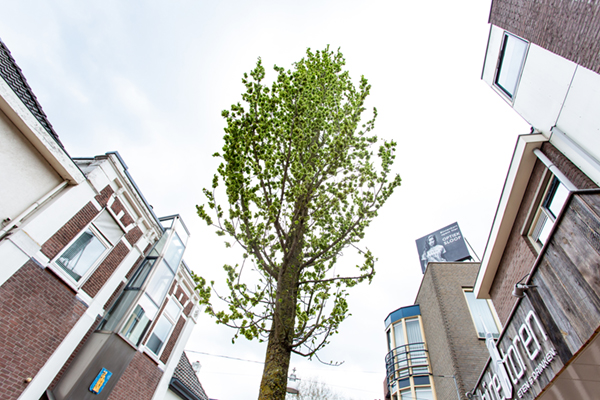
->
[414,387,433,400]
[464,289,500,338]
[146,297,182,355]
[54,210,123,284]
[494,32,528,98]
[529,177,569,248]
[115,229,182,347]
[405,319,428,375]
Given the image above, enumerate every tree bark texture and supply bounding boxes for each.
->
[258,222,304,400]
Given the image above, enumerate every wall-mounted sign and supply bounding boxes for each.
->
[415,222,470,273]
[89,368,112,395]
[474,307,558,399]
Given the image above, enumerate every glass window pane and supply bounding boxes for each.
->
[400,389,412,400]
[93,210,124,245]
[145,260,175,305]
[464,291,499,338]
[150,229,170,257]
[164,233,185,271]
[415,387,433,400]
[139,293,159,320]
[496,34,528,97]
[121,305,151,345]
[537,214,553,246]
[174,218,189,247]
[147,316,173,354]
[164,297,182,320]
[393,322,405,348]
[56,229,107,281]
[405,319,422,344]
[99,289,139,332]
[547,181,569,218]
[129,259,156,289]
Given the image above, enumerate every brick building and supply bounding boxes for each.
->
[469,2,600,398]
[0,38,201,400]
[482,0,600,185]
[384,263,499,400]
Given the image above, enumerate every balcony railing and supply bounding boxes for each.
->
[385,342,430,387]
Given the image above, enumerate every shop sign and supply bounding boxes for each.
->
[475,309,557,399]
[89,368,112,395]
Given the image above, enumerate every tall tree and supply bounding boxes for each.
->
[195,47,401,400]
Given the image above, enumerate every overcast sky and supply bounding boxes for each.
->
[0,1,530,399]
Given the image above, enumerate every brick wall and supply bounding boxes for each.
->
[107,351,163,400]
[48,315,103,391]
[95,185,114,207]
[0,260,87,400]
[125,226,142,246]
[490,143,598,323]
[416,263,489,399]
[40,202,99,259]
[490,0,600,73]
[82,241,130,298]
[160,316,185,364]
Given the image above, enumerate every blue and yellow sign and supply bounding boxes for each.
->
[89,368,112,394]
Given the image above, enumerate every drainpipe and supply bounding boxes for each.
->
[0,180,69,239]
[533,149,577,192]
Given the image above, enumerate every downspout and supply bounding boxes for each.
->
[0,180,69,239]
[533,149,577,191]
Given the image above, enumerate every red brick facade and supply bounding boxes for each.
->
[95,185,114,207]
[489,0,600,73]
[40,201,99,259]
[0,260,87,400]
[107,352,163,400]
[82,241,130,298]
[490,143,598,323]
[125,226,143,246]
[160,316,186,364]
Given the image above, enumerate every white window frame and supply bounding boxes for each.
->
[145,295,182,357]
[50,222,112,290]
[463,288,501,339]
[494,32,529,100]
[528,176,570,251]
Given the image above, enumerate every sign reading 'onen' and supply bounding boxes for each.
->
[474,309,557,399]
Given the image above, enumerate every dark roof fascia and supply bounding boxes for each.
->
[169,378,204,400]
[0,37,64,150]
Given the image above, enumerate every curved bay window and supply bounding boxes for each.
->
[384,305,436,400]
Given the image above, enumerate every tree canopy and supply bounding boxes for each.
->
[195,46,401,400]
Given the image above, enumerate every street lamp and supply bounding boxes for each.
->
[286,368,300,395]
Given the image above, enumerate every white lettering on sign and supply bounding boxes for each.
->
[476,310,556,400]
[442,232,461,245]
[517,348,556,398]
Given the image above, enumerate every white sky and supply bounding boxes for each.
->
[0,1,529,399]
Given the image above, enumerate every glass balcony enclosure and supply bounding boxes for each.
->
[98,215,189,348]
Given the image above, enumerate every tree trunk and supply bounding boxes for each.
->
[258,224,304,400]
[258,265,300,400]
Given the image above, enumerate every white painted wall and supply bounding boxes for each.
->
[0,107,62,221]
[513,45,576,134]
[483,24,600,183]
[555,66,600,165]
